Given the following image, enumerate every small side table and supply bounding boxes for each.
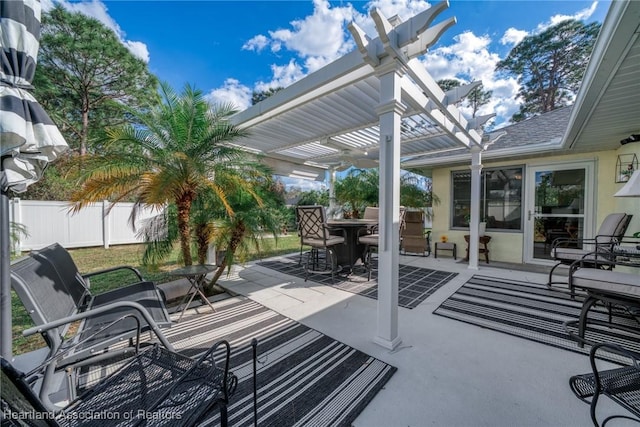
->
[434,242,457,260]
[168,264,217,322]
[464,235,492,264]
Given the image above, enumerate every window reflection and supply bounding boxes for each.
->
[452,166,523,230]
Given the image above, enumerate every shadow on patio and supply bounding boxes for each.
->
[212,252,638,426]
[7,251,638,426]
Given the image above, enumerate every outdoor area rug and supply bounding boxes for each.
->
[433,275,640,360]
[165,297,397,427]
[259,255,457,309]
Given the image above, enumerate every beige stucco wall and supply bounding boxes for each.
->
[430,144,640,264]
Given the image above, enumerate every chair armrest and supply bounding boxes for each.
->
[22,300,173,352]
[22,303,173,412]
[82,265,144,281]
[151,340,236,420]
[325,224,347,244]
[592,343,640,369]
[357,225,378,237]
[589,343,640,390]
[552,236,599,250]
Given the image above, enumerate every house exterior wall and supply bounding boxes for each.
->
[430,144,639,264]
[613,143,640,241]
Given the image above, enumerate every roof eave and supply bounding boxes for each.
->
[561,1,640,150]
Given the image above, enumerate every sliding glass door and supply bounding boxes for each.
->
[524,162,594,262]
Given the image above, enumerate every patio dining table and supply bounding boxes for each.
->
[327,219,377,274]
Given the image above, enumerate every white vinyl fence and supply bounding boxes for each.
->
[9,199,163,252]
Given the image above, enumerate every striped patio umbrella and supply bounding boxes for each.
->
[1,0,68,359]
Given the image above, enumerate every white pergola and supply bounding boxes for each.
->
[231,1,491,349]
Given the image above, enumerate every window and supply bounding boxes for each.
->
[451,166,523,231]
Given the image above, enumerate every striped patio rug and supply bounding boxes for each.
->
[433,275,640,359]
[166,297,396,426]
[260,255,457,309]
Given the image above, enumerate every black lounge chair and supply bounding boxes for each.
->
[1,339,237,426]
[11,243,171,365]
[10,243,172,404]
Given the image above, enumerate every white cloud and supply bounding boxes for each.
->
[500,0,598,48]
[205,79,252,112]
[348,0,432,44]
[280,176,326,191]
[240,0,436,91]
[242,0,359,87]
[243,35,269,52]
[365,0,432,25]
[255,60,306,93]
[421,29,520,127]
[546,1,598,27]
[49,0,150,63]
[267,0,355,60]
[501,28,528,46]
[123,41,150,63]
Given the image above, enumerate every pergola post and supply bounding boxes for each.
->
[374,62,406,350]
[468,146,483,270]
[328,168,338,219]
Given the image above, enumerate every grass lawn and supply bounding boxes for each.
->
[11,234,303,354]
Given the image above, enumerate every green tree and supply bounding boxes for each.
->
[437,78,492,118]
[335,169,439,218]
[204,176,282,293]
[69,83,257,266]
[400,174,440,218]
[496,19,600,122]
[296,189,329,206]
[251,87,283,105]
[466,85,492,118]
[34,5,160,156]
[335,169,379,217]
[17,159,77,201]
[437,78,462,92]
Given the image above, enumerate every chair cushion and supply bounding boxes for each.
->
[359,234,379,246]
[595,213,627,245]
[572,269,640,299]
[363,207,379,221]
[302,236,345,247]
[551,247,601,261]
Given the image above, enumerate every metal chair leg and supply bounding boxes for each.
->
[304,250,312,282]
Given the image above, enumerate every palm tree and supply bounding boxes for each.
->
[69,82,257,266]
[335,168,439,217]
[335,169,378,217]
[203,177,282,294]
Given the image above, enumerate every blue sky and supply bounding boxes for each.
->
[43,0,610,188]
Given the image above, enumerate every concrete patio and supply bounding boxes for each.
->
[208,252,625,426]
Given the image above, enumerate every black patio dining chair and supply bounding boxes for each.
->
[547,213,632,295]
[359,206,412,280]
[296,205,346,282]
[358,228,378,281]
